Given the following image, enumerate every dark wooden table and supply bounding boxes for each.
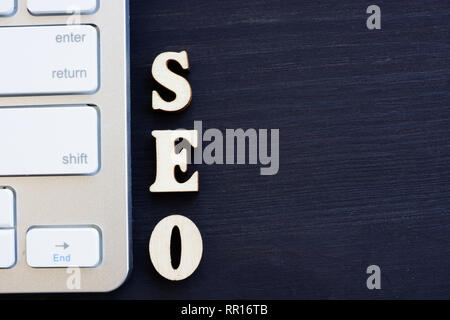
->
[12,0,450,299]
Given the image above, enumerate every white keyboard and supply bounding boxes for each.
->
[0,0,130,293]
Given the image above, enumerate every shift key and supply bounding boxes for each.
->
[0,105,100,176]
[0,25,99,96]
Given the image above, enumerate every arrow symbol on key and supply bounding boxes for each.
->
[55,242,69,250]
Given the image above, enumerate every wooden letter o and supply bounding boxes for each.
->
[149,215,203,281]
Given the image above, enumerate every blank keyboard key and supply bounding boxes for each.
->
[0,106,100,176]
[0,25,99,96]
[0,229,16,269]
[0,188,15,228]
[28,0,98,15]
[0,0,15,16]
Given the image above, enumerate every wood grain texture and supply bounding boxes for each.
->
[149,215,203,281]
[6,0,450,299]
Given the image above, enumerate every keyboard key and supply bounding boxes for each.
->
[0,106,100,176]
[0,25,99,96]
[0,188,14,228]
[28,0,98,15]
[0,229,16,268]
[0,0,15,16]
[26,227,101,268]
